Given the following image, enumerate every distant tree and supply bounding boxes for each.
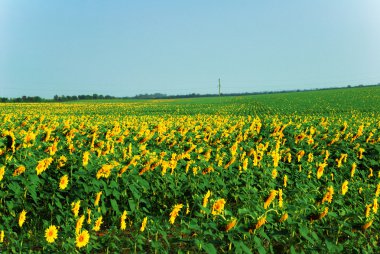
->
[31,96,42,102]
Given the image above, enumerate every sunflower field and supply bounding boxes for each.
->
[1,87,380,253]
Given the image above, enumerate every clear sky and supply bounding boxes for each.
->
[1,1,380,98]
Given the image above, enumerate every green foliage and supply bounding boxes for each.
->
[0,86,379,252]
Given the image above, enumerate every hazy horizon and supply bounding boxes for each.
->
[1,1,380,99]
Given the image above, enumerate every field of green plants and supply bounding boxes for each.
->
[0,86,379,253]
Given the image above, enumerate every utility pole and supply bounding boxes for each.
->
[218,78,221,96]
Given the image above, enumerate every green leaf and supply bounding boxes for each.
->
[202,243,217,254]
[28,185,38,203]
[325,240,335,252]
[28,173,40,185]
[259,230,270,241]
[112,189,120,199]
[82,182,89,193]
[55,197,63,209]
[238,208,251,215]
[254,236,266,254]
[8,182,22,195]
[110,199,119,213]
[161,231,169,245]
[238,241,253,254]
[6,201,14,213]
[325,239,343,252]
[56,215,62,224]
[138,178,150,190]
[101,203,107,214]
[188,220,200,230]
[110,180,118,189]
[311,231,319,242]
[129,184,140,199]
[128,198,136,212]
[299,225,314,244]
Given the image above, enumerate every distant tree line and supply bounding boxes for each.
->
[1,83,379,103]
[53,94,116,102]
[0,96,44,103]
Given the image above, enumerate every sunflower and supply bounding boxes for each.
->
[24,131,36,144]
[13,165,26,176]
[283,175,288,187]
[351,163,357,178]
[96,164,113,179]
[45,225,58,243]
[278,189,283,208]
[58,155,67,168]
[76,230,90,248]
[76,215,85,234]
[368,168,373,178]
[307,153,313,163]
[36,157,53,175]
[19,210,27,227]
[295,134,304,143]
[169,204,183,224]
[93,216,103,231]
[316,163,327,179]
[296,150,305,162]
[87,209,92,224]
[365,204,372,218]
[59,175,69,190]
[211,199,226,215]
[0,166,5,182]
[82,151,90,167]
[225,218,237,232]
[94,191,102,207]
[321,186,334,204]
[271,152,280,168]
[271,169,278,179]
[362,220,373,231]
[324,150,330,162]
[255,216,266,229]
[120,210,127,230]
[341,180,349,195]
[264,190,278,209]
[224,157,236,169]
[374,199,379,214]
[318,207,329,219]
[140,217,148,232]
[71,200,81,217]
[358,148,365,159]
[279,213,288,223]
[202,190,211,208]
[0,230,4,243]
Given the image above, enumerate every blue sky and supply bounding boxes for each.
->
[1,1,380,98]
